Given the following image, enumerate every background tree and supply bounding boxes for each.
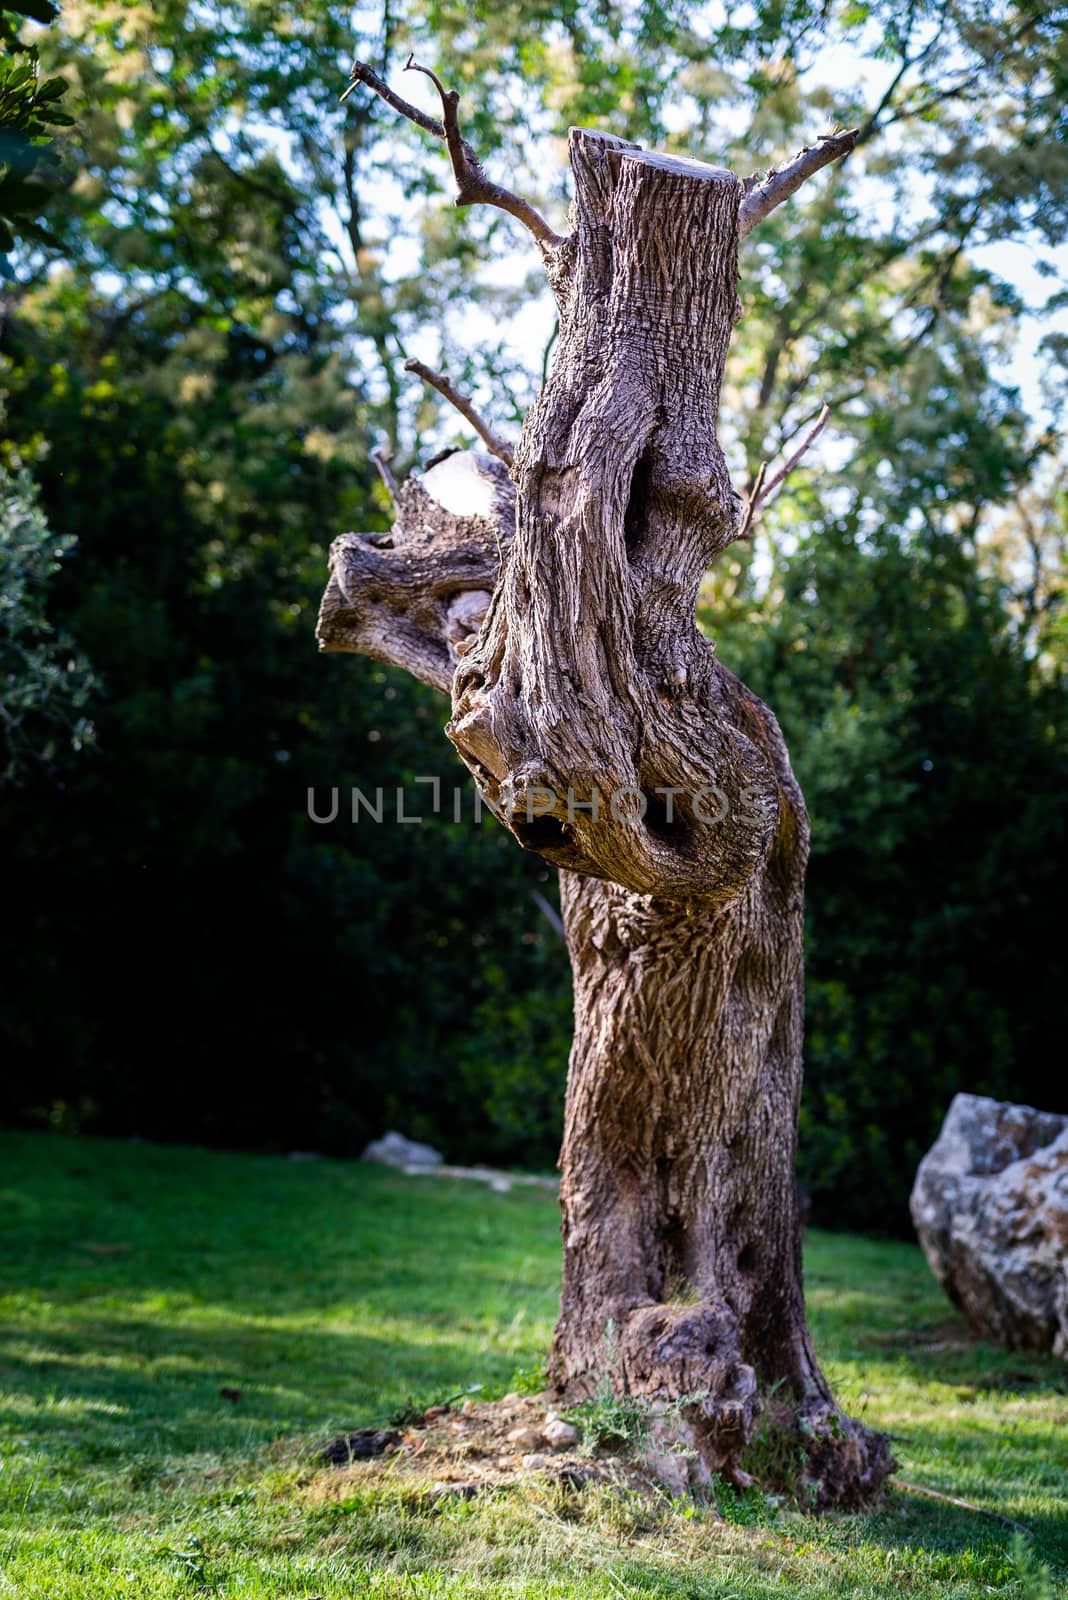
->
[0,458,94,779]
[0,0,1064,1235]
[0,0,72,268]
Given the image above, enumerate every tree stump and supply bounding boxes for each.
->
[318,67,894,1509]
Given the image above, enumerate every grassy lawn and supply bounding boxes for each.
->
[0,1131,1065,1598]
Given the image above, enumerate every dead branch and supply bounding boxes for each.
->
[739,407,829,537]
[737,460,767,541]
[739,130,858,238]
[342,56,565,252]
[404,357,514,467]
[371,445,399,502]
[894,1480,1032,1536]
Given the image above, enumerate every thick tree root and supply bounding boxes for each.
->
[553,1301,895,1509]
[792,1401,897,1512]
[621,1303,760,1494]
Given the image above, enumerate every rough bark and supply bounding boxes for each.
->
[317,110,893,1508]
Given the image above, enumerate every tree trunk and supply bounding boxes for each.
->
[318,112,894,1509]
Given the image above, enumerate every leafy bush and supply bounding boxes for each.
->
[0,0,71,265]
[0,460,95,781]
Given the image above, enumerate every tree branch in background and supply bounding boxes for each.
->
[531,888,565,940]
[739,131,858,238]
[371,446,399,503]
[737,461,767,541]
[739,406,830,537]
[758,404,830,505]
[404,357,515,467]
[341,56,565,253]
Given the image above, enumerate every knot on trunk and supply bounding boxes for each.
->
[315,459,510,693]
[449,655,782,901]
[623,1302,762,1450]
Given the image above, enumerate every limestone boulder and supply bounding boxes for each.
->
[910,1093,1068,1357]
[360,1131,443,1169]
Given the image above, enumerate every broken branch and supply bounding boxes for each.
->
[341,56,565,252]
[737,460,767,541]
[404,357,514,467]
[371,445,399,502]
[739,130,858,238]
[738,407,830,538]
[894,1479,1032,1536]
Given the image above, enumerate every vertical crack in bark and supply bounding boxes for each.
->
[623,450,654,565]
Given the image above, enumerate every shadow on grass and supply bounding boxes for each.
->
[878,1420,1068,1564]
[2,1136,1065,1591]
[0,1312,509,1465]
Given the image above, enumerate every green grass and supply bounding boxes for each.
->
[0,1131,1065,1598]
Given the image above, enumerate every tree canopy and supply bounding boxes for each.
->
[1,0,1065,1230]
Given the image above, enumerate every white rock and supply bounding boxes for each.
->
[360,1131,442,1170]
[521,1453,551,1470]
[543,1417,579,1449]
[911,1093,1068,1357]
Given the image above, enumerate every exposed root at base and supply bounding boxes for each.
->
[735,1392,896,1511]
[554,1300,896,1510]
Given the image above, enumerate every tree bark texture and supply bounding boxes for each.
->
[318,125,893,1508]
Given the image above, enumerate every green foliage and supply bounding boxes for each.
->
[735,1381,808,1496]
[1012,1532,1059,1600]
[0,459,95,780]
[0,0,1065,1223]
[0,1132,1066,1597]
[501,1360,549,1398]
[453,951,573,1164]
[0,1,70,263]
[564,1365,652,1456]
[0,129,569,1160]
[705,511,1068,1228]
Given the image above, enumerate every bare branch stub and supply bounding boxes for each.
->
[738,130,858,238]
[341,57,565,253]
[316,453,512,691]
[371,445,399,502]
[404,356,514,467]
[758,404,830,505]
[737,460,767,541]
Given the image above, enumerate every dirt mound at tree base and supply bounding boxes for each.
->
[316,1393,671,1504]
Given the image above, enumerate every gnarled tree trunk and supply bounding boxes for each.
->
[318,73,894,1508]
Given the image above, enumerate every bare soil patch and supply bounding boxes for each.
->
[315,1393,659,1503]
